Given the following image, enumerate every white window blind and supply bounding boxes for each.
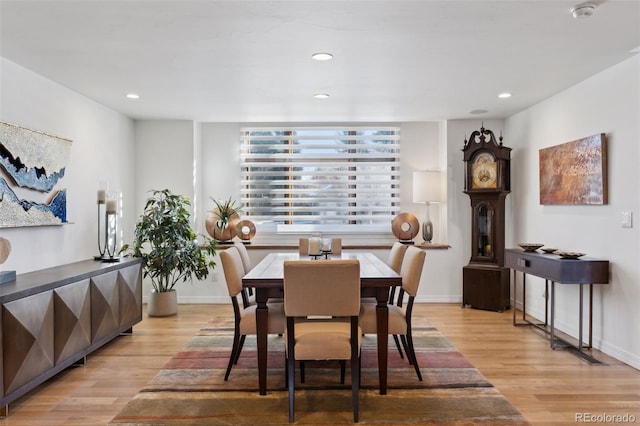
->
[240,126,401,232]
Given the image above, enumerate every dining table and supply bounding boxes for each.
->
[242,251,402,396]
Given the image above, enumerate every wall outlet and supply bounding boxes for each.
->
[621,211,633,228]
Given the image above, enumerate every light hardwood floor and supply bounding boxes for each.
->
[0,303,638,425]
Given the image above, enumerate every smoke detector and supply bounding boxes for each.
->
[571,3,596,19]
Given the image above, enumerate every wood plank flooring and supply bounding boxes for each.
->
[0,303,638,425]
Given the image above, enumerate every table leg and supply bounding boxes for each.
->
[550,281,556,349]
[375,287,389,395]
[255,288,269,395]
[512,269,517,326]
[578,283,584,353]
[589,284,593,348]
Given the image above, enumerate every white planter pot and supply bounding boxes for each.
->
[147,290,177,317]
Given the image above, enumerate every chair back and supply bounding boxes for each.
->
[387,241,408,273]
[220,247,244,297]
[299,237,342,255]
[400,246,426,297]
[331,238,342,255]
[283,259,360,317]
[233,239,252,273]
[298,238,309,255]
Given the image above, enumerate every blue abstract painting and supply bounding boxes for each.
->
[0,122,72,227]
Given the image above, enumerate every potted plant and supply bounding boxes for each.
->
[120,189,217,316]
[205,196,242,242]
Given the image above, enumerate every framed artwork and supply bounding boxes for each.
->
[0,121,72,227]
[539,133,607,205]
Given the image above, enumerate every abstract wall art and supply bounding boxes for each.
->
[0,121,72,227]
[539,133,607,205]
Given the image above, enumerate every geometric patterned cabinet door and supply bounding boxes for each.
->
[54,280,91,365]
[90,271,119,345]
[118,264,142,330]
[2,291,54,395]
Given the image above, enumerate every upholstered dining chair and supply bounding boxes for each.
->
[298,237,342,256]
[220,247,286,381]
[283,259,361,423]
[385,241,409,357]
[233,238,255,307]
[359,245,426,381]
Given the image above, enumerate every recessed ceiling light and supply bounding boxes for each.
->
[312,52,333,61]
[498,92,512,99]
[314,93,330,99]
[571,3,596,19]
[469,109,489,115]
[126,93,140,99]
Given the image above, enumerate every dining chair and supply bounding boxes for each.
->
[283,259,361,423]
[359,245,426,381]
[220,247,286,381]
[298,237,342,256]
[385,241,408,357]
[233,238,255,306]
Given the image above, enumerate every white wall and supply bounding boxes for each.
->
[0,58,136,273]
[505,56,640,369]
[139,121,458,304]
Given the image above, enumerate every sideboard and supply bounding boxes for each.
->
[0,258,142,416]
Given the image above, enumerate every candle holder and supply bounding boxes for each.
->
[103,191,120,262]
[94,181,109,260]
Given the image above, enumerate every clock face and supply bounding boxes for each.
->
[471,152,497,189]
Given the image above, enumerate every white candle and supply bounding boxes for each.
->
[106,199,117,214]
[97,189,106,204]
[321,239,331,251]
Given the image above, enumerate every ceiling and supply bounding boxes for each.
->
[1,1,638,122]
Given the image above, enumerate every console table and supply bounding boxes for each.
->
[0,258,142,416]
[504,249,609,364]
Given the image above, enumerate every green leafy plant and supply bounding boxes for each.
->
[211,196,242,230]
[121,189,217,293]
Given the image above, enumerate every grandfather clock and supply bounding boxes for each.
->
[462,125,511,312]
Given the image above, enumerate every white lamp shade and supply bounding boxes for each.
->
[413,171,441,203]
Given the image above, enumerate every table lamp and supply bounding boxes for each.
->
[413,170,441,243]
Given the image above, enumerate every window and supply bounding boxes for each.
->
[240,126,400,233]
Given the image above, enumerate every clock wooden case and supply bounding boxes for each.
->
[462,126,511,312]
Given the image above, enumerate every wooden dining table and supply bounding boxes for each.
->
[242,251,402,396]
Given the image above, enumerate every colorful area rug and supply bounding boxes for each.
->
[110,319,528,425]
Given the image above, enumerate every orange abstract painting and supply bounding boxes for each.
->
[539,133,607,205]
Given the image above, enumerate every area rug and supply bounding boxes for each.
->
[110,318,528,425]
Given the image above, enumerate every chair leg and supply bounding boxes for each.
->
[405,332,423,381]
[234,334,247,365]
[400,335,411,364]
[300,361,305,383]
[352,356,360,422]
[392,334,404,359]
[287,354,296,423]
[224,331,242,381]
[340,360,346,384]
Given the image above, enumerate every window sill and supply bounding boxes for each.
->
[216,242,451,250]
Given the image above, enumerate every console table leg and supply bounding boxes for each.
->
[550,281,556,349]
[512,270,517,326]
[544,280,549,326]
[589,284,594,349]
[578,283,584,353]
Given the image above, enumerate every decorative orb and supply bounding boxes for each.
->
[391,213,419,242]
[0,237,11,264]
[235,220,256,242]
